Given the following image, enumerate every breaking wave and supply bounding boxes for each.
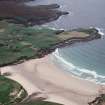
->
[95,27,105,36]
[52,48,105,84]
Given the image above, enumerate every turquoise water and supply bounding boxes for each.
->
[28,0,105,83]
[52,36,105,84]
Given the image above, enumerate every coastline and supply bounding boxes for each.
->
[1,54,104,105]
[35,28,101,58]
[0,0,105,104]
[52,48,105,85]
[0,26,101,68]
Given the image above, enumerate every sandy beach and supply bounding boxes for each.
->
[1,55,103,105]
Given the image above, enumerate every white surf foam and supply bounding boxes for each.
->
[52,48,105,84]
[42,25,65,31]
[95,27,105,36]
[89,27,105,39]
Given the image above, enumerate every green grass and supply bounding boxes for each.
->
[0,21,100,67]
[0,76,27,105]
[0,21,59,66]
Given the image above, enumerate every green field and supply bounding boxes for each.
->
[0,76,27,105]
[0,21,100,67]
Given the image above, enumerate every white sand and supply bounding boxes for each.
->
[1,55,103,105]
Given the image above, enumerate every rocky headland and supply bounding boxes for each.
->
[0,1,69,26]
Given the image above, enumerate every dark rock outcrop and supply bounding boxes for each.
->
[88,94,105,105]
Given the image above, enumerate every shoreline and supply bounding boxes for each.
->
[52,48,105,85]
[1,55,105,105]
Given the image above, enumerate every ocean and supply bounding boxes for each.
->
[28,0,105,84]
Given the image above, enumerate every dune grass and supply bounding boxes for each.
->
[0,76,27,105]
